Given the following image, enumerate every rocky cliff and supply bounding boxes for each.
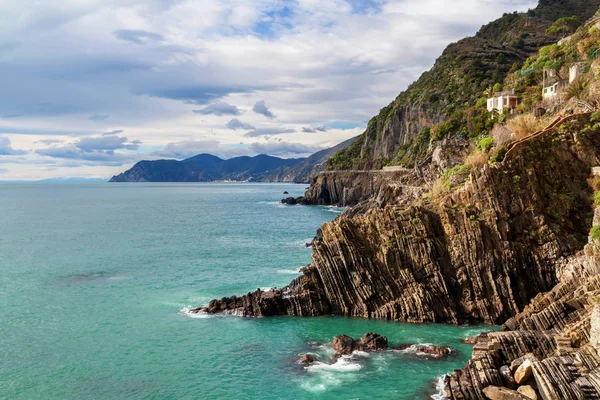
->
[444,204,600,399]
[204,115,600,327]
[325,0,600,172]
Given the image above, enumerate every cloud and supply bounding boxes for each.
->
[36,139,64,145]
[89,114,109,121]
[139,86,253,105]
[0,168,8,174]
[0,137,27,155]
[112,30,164,45]
[226,118,255,130]
[2,113,23,119]
[33,134,140,166]
[102,129,124,136]
[302,125,328,133]
[35,146,136,165]
[193,102,242,116]
[75,135,140,152]
[249,141,324,156]
[243,127,295,137]
[252,100,275,119]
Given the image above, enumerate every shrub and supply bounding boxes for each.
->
[477,136,494,151]
[431,176,449,198]
[507,114,545,140]
[592,225,600,241]
[465,150,489,168]
[489,146,507,164]
[591,111,600,124]
[431,121,457,142]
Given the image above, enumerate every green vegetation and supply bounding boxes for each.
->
[546,16,581,35]
[477,137,494,152]
[591,225,600,240]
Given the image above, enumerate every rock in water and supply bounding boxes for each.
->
[283,191,289,194]
[514,359,533,385]
[359,332,388,351]
[482,386,528,400]
[332,334,359,356]
[297,353,318,364]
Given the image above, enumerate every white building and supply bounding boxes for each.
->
[487,91,520,113]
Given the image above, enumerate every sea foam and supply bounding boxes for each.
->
[179,307,212,319]
[431,375,449,400]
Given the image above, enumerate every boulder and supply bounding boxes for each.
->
[514,359,533,385]
[482,385,528,400]
[332,334,359,356]
[359,332,388,351]
[499,365,517,389]
[517,385,538,400]
[510,354,537,375]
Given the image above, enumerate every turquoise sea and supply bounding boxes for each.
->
[0,183,491,399]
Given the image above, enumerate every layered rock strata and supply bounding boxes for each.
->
[204,116,600,327]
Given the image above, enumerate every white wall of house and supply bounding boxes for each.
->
[487,95,518,112]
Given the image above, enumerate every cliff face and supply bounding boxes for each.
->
[205,115,600,326]
[444,206,600,399]
[302,169,414,207]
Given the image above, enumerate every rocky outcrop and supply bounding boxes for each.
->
[300,168,417,207]
[443,201,600,399]
[204,115,600,326]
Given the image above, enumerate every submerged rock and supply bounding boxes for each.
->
[395,344,452,358]
[280,196,310,205]
[296,353,318,364]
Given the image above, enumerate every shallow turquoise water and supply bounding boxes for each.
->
[0,183,491,399]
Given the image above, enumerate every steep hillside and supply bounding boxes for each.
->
[109,154,302,182]
[326,0,600,171]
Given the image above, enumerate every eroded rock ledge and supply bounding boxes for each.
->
[204,116,600,327]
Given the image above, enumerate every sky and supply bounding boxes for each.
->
[0,0,537,180]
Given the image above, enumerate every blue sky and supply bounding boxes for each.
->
[0,0,536,179]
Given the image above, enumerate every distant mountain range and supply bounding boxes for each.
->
[109,137,357,183]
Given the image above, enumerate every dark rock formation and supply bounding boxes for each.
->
[330,333,389,358]
[332,334,361,356]
[296,353,318,364]
[358,332,388,351]
[301,169,417,207]
[203,115,600,325]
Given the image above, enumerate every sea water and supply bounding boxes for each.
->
[0,183,491,399]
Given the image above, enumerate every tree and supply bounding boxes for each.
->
[546,16,581,36]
